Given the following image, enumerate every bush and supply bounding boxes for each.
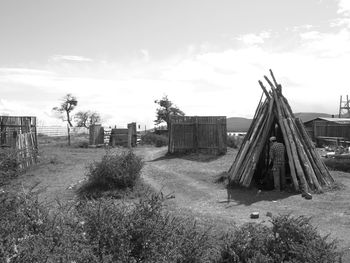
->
[0,190,342,263]
[0,148,19,186]
[324,158,350,173]
[76,193,216,262]
[141,132,168,147]
[77,150,144,198]
[0,189,215,262]
[227,135,243,149]
[218,214,342,263]
[0,190,84,262]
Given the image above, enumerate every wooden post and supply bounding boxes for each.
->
[193,117,198,152]
[127,124,132,149]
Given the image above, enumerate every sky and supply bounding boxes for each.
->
[1,0,350,128]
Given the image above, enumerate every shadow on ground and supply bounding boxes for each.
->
[223,187,297,206]
[148,152,222,163]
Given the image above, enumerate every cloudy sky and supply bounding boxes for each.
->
[1,0,350,128]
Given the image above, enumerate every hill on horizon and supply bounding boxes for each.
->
[227,112,333,132]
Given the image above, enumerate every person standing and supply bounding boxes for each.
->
[269,136,286,191]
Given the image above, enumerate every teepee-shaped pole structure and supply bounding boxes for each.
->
[228,70,334,192]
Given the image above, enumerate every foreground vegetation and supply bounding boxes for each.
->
[0,147,343,262]
[0,188,342,263]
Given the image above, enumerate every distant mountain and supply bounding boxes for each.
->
[227,117,252,132]
[227,112,334,132]
[294,112,333,123]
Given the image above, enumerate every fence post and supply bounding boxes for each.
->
[193,117,198,152]
[127,124,132,149]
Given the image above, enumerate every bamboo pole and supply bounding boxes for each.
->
[295,118,334,184]
[230,103,269,182]
[287,118,322,191]
[270,86,300,191]
[239,110,270,184]
[242,98,275,186]
[229,102,268,179]
[258,81,271,100]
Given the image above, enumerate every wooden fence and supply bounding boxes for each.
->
[169,116,227,155]
[16,132,37,169]
[37,126,88,137]
[1,116,37,148]
[0,116,38,169]
[109,123,137,147]
[89,123,137,147]
[89,124,105,145]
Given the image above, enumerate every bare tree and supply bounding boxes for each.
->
[75,111,101,128]
[52,94,78,145]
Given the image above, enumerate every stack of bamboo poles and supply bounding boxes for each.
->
[228,70,334,192]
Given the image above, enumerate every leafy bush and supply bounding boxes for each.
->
[227,135,243,149]
[77,150,144,198]
[218,214,342,263]
[1,189,215,262]
[0,148,19,185]
[141,132,168,147]
[0,190,84,262]
[76,193,216,262]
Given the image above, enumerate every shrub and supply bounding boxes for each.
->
[0,190,85,263]
[0,148,19,185]
[0,190,342,263]
[141,132,168,147]
[227,135,243,149]
[217,214,342,263]
[77,150,144,198]
[324,158,350,173]
[76,193,216,262]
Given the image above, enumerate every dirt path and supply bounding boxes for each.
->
[137,147,350,259]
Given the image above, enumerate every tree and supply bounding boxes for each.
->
[75,111,101,128]
[52,94,78,145]
[154,95,185,128]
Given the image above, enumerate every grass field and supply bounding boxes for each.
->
[6,135,350,260]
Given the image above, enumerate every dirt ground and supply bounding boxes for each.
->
[9,139,350,260]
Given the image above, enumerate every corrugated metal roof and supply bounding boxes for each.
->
[315,117,350,124]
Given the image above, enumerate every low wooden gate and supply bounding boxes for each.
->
[169,116,227,155]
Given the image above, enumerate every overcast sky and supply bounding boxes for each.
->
[1,0,350,128]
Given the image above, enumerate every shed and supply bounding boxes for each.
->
[303,117,350,146]
[168,116,227,155]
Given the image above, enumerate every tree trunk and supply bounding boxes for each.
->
[67,124,71,146]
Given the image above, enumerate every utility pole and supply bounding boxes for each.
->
[339,95,350,118]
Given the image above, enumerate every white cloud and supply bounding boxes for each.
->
[2,20,350,128]
[236,31,271,46]
[337,0,350,15]
[50,55,93,62]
